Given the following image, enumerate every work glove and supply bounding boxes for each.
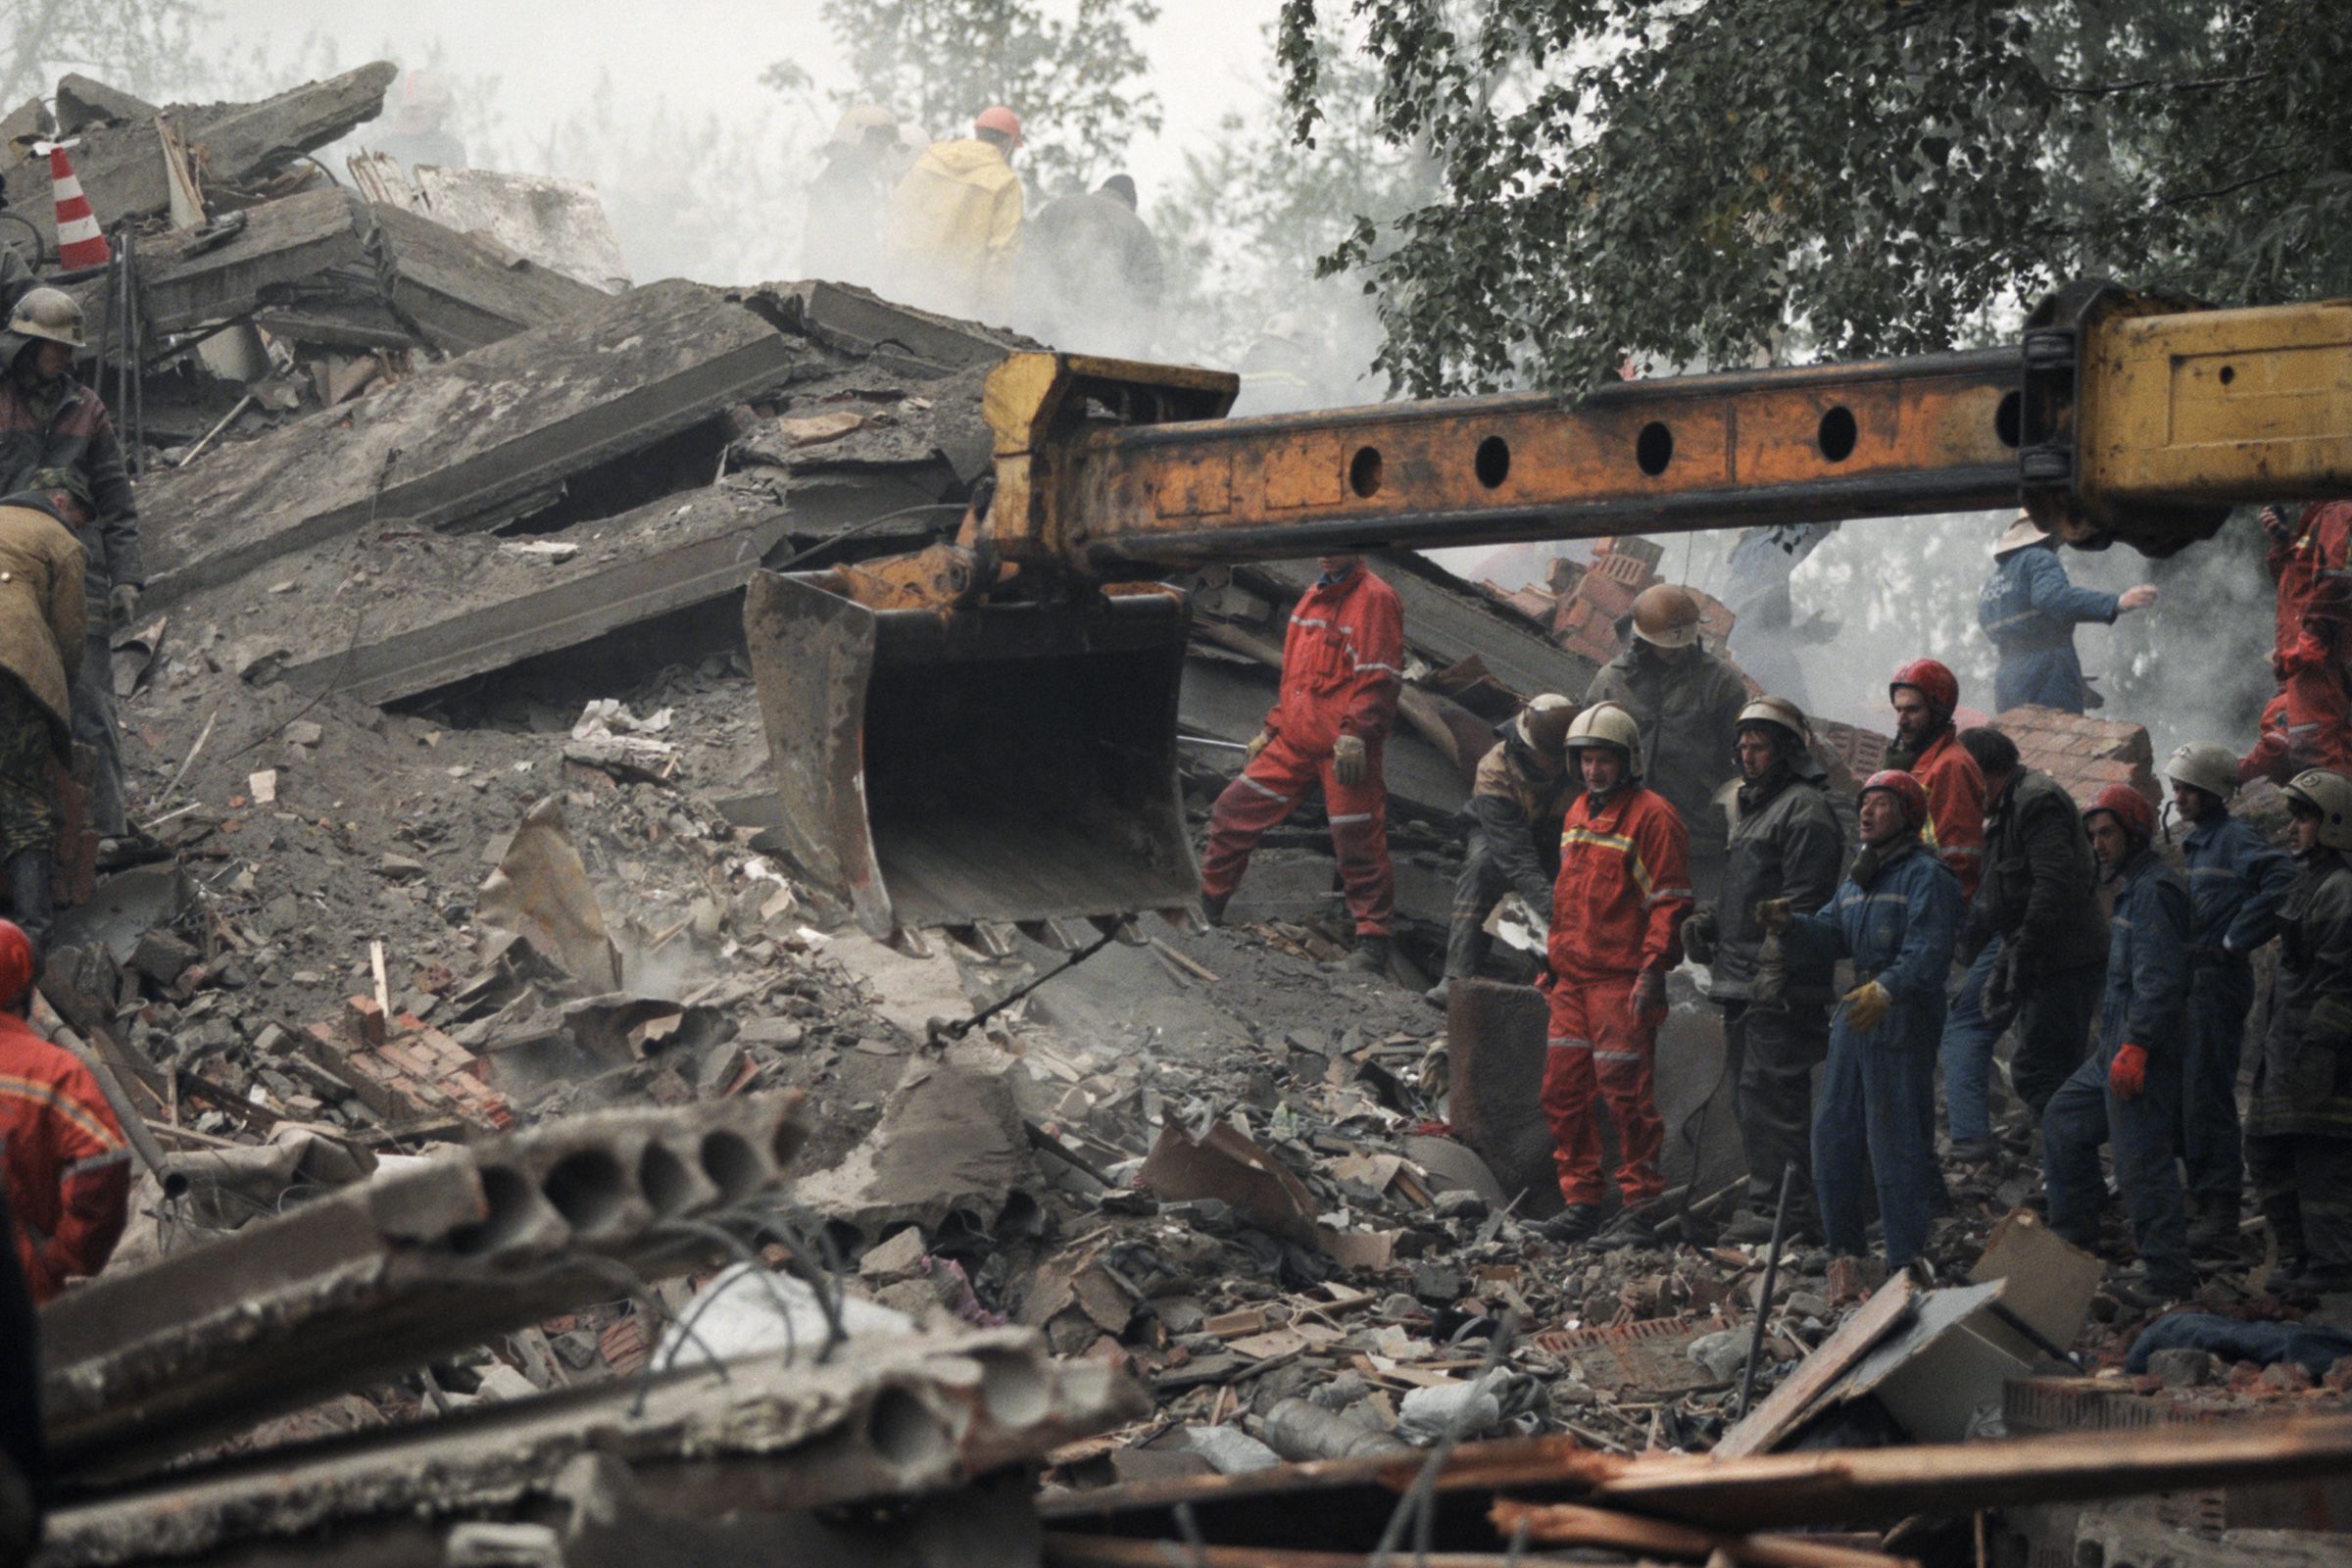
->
[1628,967,1666,1021]
[1840,980,1892,1034]
[2108,1043,2149,1100]
[1245,730,1270,763]
[1332,733,1368,787]
[110,583,139,627]
[1681,906,1719,966]
[1754,898,1793,936]
[1981,946,2022,1027]
[1751,935,1788,1010]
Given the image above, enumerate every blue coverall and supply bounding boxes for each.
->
[2179,814,2295,1211]
[1979,542,2121,714]
[1781,837,1963,1267]
[2043,848,2196,1294]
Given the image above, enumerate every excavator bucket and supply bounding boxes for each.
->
[743,569,1200,942]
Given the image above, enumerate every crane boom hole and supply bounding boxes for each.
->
[1349,446,1383,498]
[1635,422,1673,476]
[1474,435,1511,489]
[1816,406,1858,463]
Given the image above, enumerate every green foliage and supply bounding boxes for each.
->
[772,0,1162,197]
[1279,0,2352,396]
[0,0,206,107]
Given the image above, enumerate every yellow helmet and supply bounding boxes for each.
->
[1564,701,1642,778]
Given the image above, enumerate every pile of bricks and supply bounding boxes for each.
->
[1992,705,2160,808]
[1477,535,1737,668]
[305,996,515,1131]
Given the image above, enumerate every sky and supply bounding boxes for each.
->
[204,0,1281,217]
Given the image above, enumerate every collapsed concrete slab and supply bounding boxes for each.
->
[2,63,398,253]
[41,1326,1147,1568]
[795,1051,1038,1247]
[42,1091,807,1476]
[142,279,804,603]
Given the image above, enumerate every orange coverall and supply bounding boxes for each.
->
[1200,562,1405,934]
[1910,726,1985,905]
[1541,785,1690,1207]
[0,1010,127,1301]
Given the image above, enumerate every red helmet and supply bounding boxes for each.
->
[2083,783,2156,842]
[1889,659,1959,720]
[974,105,1023,146]
[1860,769,1931,831]
[0,919,32,1006]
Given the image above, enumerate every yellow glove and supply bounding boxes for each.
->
[1753,898,1793,935]
[1245,730,1270,762]
[1333,734,1368,787]
[1841,980,1892,1034]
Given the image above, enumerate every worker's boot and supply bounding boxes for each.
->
[1199,890,1231,928]
[1342,933,1391,976]
[6,850,50,965]
[2187,1200,2243,1259]
[1588,1204,1660,1252]
[1537,1204,1601,1246]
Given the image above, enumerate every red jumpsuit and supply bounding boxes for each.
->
[1200,562,1404,934]
[0,1011,128,1301]
[1910,727,1985,904]
[1541,784,1690,1207]
[2245,503,2352,783]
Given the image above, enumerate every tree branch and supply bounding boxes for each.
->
[2159,166,2292,207]
[2052,71,2270,96]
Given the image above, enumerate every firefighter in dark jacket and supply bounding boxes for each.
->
[1428,694,1577,1008]
[1937,726,2108,1157]
[0,290,140,848]
[1681,696,1843,1244]
[2166,741,2296,1255]
[2244,767,2352,1295]
[2042,785,2196,1301]
[1585,583,1746,898]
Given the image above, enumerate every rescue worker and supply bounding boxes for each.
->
[0,492,85,956]
[1979,512,2156,714]
[2167,742,2295,1254]
[1017,173,1164,359]
[371,70,466,172]
[0,915,127,1302]
[1681,696,1843,1244]
[1536,702,1691,1250]
[2242,501,2352,783]
[803,105,906,289]
[1199,554,1403,972]
[1427,693,1577,1009]
[1938,726,2108,1155]
[2244,768,2352,1295]
[1886,659,1984,902]
[1231,313,1321,416]
[885,105,1024,320]
[0,290,140,852]
[1585,583,1746,898]
[2041,786,2196,1301]
[1759,770,1961,1270]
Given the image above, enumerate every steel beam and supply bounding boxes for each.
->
[42,1092,807,1477]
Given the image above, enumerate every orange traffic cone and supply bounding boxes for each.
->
[48,145,110,270]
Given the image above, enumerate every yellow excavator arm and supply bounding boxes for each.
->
[748,283,2352,945]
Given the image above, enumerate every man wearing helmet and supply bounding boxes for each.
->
[2042,786,2196,1302]
[0,288,139,852]
[1536,701,1691,1250]
[1584,583,1746,897]
[1886,659,1984,903]
[0,492,86,956]
[1427,694,1577,1009]
[1682,695,1843,1245]
[805,105,907,290]
[2166,742,2295,1254]
[1979,512,2156,714]
[1199,554,1404,974]
[887,106,1025,319]
[2243,768,2352,1295]
[1758,770,1961,1269]
[0,915,127,1302]
[1017,173,1164,359]
[1938,726,2108,1158]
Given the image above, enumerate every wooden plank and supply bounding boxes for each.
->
[1712,1271,1919,1459]
[1490,1500,1911,1568]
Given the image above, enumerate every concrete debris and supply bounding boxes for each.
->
[795,1049,1039,1246]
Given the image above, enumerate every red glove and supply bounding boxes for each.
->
[2108,1043,2148,1100]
